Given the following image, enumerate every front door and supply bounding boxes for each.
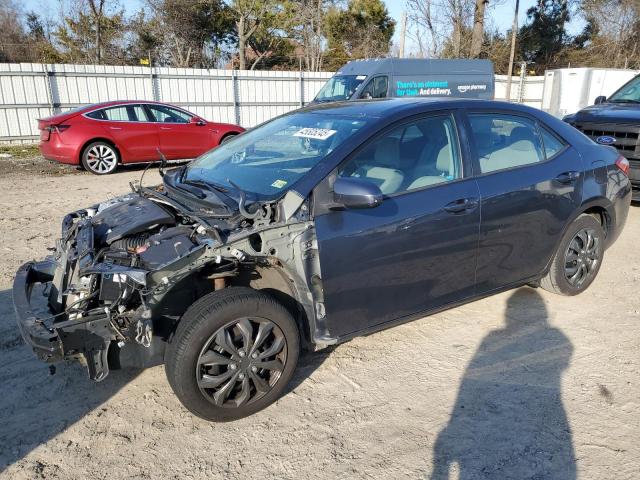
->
[145,104,208,159]
[464,111,584,293]
[314,113,481,338]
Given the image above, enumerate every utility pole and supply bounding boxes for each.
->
[506,0,520,101]
[399,11,407,58]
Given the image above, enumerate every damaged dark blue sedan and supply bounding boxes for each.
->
[14,99,631,421]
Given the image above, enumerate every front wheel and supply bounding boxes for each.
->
[220,133,238,144]
[540,214,605,296]
[165,287,300,421]
[81,141,119,175]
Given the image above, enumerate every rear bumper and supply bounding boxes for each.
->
[39,135,80,165]
[13,259,65,362]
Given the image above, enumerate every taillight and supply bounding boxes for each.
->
[615,155,630,176]
[47,125,70,133]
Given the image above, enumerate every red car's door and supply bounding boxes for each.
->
[90,104,160,162]
[145,104,211,159]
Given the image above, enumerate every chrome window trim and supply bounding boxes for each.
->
[81,102,197,124]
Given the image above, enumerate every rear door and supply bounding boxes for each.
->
[464,110,583,293]
[145,104,208,159]
[314,112,481,338]
[88,104,159,162]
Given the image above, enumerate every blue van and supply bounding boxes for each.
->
[313,58,495,103]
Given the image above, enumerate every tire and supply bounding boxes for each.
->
[165,287,300,421]
[220,133,237,144]
[540,214,605,296]
[81,141,119,175]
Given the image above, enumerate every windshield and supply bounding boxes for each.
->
[184,112,368,199]
[608,76,640,103]
[314,75,367,102]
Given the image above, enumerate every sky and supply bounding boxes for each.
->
[26,0,584,57]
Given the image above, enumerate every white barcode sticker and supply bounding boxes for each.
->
[293,128,337,141]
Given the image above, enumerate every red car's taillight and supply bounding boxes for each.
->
[46,125,70,133]
[615,155,630,176]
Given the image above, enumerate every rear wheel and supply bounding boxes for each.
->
[81,141,119,175]
[165,287,299,421]
[540,214,605,296]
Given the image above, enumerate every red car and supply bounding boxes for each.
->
[37,101,245,175]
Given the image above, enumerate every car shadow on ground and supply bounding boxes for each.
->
[429,288,576,479]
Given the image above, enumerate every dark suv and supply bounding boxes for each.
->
[564,74,640,201]
[14,99,631,421]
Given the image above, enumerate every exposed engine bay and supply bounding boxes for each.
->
[16,177,327,382]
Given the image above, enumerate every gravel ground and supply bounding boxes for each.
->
[0,157,638,479]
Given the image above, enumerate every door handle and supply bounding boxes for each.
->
[160,126,172,131]
[109,126,122,130]
[555,171,580,184]
[444,198,479,214]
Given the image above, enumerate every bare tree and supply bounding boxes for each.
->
[231,0,275,70]
[470,0,488,57]
[287,0,330,71]
[406,0,440,57]
[406,0,474,57]
[580,0,640,68]
[87,0,105,63]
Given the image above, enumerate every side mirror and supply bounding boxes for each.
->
[191,117,206,126]
[333,177,383,209]
[594,95,606,105]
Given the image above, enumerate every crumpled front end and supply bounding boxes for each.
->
[12,193,242,381]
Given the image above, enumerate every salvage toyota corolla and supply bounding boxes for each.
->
[14,99,631,421]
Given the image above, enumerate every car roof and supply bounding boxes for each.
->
[79,100,173,111]
[335,58,494,77]
[299,97,534,118]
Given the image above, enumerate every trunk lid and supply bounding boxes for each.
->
[37,106,90,130]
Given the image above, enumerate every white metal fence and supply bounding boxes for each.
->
[0,63,334,143]
[0,62,559,144]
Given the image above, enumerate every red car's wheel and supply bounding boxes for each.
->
[81,141,119,175]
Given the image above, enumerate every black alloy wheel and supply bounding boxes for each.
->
[540,214,605,296]
[563,228,600,288]
[196,317,287,408]
[165,287,299,421]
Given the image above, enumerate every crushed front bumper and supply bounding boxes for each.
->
[13,259,65,362]
[13,258,116,381]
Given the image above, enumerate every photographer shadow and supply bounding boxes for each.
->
[430,288,576,479]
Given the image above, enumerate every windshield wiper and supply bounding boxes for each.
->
[173,182,206,199]
[183,178,230,194]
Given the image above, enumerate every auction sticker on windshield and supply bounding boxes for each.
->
[271,179,288,189]
[293,128,337,140]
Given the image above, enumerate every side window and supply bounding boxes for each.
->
[86,109,106,120]
[468,114,545,174]
[338,115,461,195]
[147,105,191,123]
[102,106,130,121]
[539,126,566,159]
[360,76,388,99]
[126,104,150,122]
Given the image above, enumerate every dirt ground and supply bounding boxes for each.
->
[0,157,638,480]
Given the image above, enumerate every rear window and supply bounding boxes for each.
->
[539,127,567,159]
[86,109,107,120]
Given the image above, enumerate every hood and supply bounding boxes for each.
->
[571,103,640,125]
